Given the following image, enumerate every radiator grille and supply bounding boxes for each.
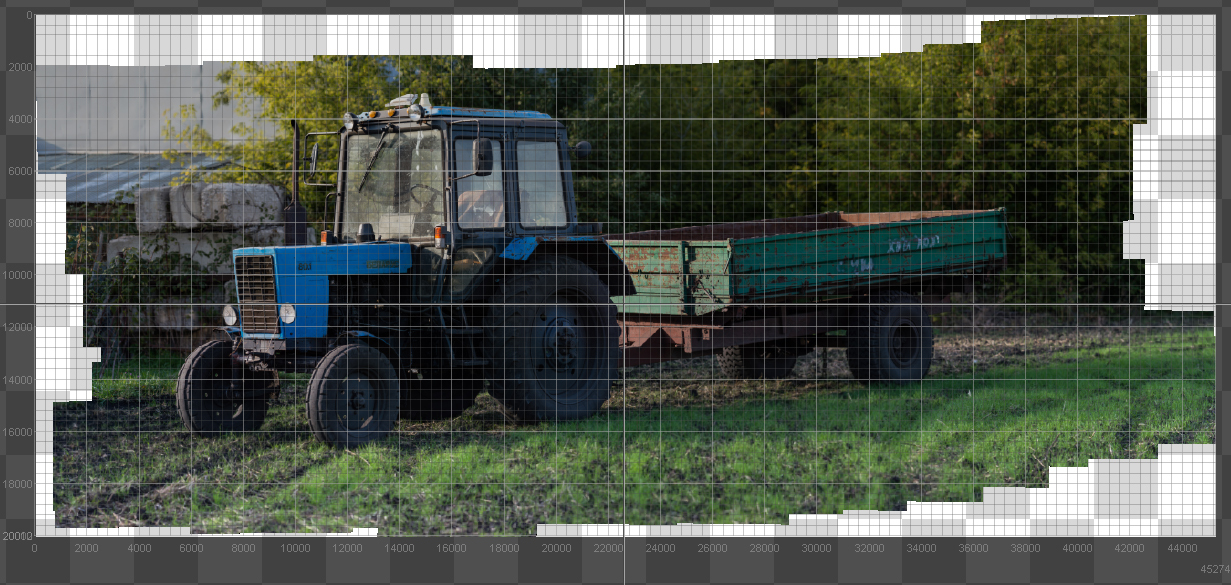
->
[235,255,279,334]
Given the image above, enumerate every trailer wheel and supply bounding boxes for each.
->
[846,290,934,385]
[718,341,798,379]
[176,340,276,435]
[482,255,618,422]
[307,344,399,448]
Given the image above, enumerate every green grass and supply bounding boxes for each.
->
[60,328,1215,534]
[91,352,309,400]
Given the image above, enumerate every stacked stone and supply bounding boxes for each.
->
[106,183,314,342]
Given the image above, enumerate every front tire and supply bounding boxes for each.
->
[483,255,618,422]
[307,344,400,448]
[846,290,934,385]
[176,340,276,435]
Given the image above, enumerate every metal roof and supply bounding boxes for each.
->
[38,144,228,203]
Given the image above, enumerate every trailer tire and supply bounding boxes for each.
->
[846,290,934,385]
[718,341,798,379]
[176,340,275,435]
[482,255,617,422]
[307,344,399,448]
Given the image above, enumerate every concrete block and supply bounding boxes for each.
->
[169,182,286,230]
[106,227,285,276]
[199,183,285,228]
[154,282,232,331]
[168,182,205,230]
[135,186,172,232]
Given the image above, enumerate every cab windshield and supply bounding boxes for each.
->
[342,128,444,241]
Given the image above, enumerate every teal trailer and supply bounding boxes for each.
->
[609,209,1007,382]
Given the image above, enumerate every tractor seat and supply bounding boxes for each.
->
[457,190,505,229]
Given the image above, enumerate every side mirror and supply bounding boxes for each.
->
[308,143,320,175]
[572,141,592,160]
[473,138,494,177]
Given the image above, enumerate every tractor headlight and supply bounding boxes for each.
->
[343,112,355,131]
[222,305,239,326]
[279,304,297,324]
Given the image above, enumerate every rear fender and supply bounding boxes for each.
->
[496,236,636,298]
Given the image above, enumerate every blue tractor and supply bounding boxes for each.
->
[175,94,635,448]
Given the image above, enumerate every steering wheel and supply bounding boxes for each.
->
[395,183,442,212]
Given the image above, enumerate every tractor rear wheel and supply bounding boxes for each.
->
[176,340,276,435]
[307,344,400,448]
[482,255,618,422]
[846,290,934,385]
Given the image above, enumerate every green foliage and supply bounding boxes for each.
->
[573,15,1145,308]
[85,245,215,365]
[162,16,1147,309]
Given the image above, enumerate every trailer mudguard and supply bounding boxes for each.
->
[498,236,637,298]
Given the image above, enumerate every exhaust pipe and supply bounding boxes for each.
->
[284,120,309,246]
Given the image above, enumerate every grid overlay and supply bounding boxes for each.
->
[32,14,1217,537]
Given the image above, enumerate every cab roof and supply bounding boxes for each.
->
[426,106,551,119]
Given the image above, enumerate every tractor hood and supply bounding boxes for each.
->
[231,242,414,339]
[233,241,414,276]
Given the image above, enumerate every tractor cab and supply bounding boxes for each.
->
[333,94,583,246]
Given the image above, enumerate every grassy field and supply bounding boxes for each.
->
[56,324,1215,534]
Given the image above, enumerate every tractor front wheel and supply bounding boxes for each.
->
[307,344,400,448]
[483,255,618,422]
[176,340,276,435]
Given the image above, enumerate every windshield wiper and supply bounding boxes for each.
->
[355,125,391,193]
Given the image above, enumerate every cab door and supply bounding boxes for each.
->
[449,133,509,298]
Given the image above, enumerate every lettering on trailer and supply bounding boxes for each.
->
[837,257,875,274]
[887,234,941,254]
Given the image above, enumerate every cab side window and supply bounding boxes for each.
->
[455,139,505,231]
[516,141,567,229]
